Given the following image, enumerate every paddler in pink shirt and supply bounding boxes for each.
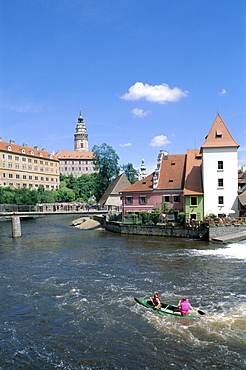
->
[174,298,193,315]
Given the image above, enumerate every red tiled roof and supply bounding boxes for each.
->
[121,172,154,193]
[201,114,239,148]
[184,149,203,195]
[56,150,95,159]
[157,154,186,190]
[0,140,58,161]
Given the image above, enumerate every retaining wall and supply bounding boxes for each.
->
[209,224,246,239]
[104,221,209,240]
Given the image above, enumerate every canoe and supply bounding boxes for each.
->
[134,298,201,318]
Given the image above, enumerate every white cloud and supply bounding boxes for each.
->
[149,135,170,147]
[119,142,132,147]
[121,82,189,104]
[219,89,228,96]
[131,108,151,117]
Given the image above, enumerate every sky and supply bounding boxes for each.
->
[0,0,245,174]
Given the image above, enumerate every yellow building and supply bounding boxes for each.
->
[0,138,60,190]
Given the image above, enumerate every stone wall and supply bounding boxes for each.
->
[209,224,246,239]
[104,221,209,240]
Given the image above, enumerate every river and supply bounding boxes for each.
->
[0,215,245,369]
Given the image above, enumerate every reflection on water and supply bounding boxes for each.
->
[0,215,246,369]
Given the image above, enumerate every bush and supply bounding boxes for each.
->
[140,212,151,225]
[150,212,161,225]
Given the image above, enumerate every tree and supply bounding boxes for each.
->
[92,143,120,201]
[121,163,139,184]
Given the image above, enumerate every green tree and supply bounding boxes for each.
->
[121,163,139,184]
[92,143,120,201]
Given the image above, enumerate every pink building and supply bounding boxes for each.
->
[121,151,186,216]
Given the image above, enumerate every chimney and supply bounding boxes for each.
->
[34,146,38,150]
[42,148,46,151]
[9,140,15,144]
[0,137,2,142]
[23,143,28,147]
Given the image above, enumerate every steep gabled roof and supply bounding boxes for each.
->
[201,114,239,148]
[121,172,154,193]
[184,149,203,195]
[98,173,131,205]
[157,154,186,190]
[56,150,94,159]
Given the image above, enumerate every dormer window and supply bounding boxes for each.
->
[7,146,12,151]
[39,153,43,157]
[49,154,53,159]
[216,130,222,138]
[30,151,34,155]
[21,149,25,154]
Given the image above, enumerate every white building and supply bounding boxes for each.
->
[201,114,239,216]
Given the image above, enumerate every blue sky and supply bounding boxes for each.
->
[0,0,245,173]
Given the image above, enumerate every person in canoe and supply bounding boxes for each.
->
[150,292,162,309]
[174,298,193,315]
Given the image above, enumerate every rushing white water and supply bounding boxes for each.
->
[191,242,246,260]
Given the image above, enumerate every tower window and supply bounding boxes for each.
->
[218,196,224,205]
[218,161,223,170]
[218,178,223,187]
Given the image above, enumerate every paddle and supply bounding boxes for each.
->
[192,307,206,315]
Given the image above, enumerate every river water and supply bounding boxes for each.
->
[0,215,245,370]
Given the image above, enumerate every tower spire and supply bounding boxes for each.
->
[74,108,89,151]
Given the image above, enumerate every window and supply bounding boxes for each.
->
[218,178,223,187]
[8,155,12,160]
[139,196,147,204]
[2,154,5,159]
[15,164,19,169]
[15,156,19,161]
[125,196,133,204]
[45,162,48,166]
[28,158,32,163]
[190,196,198,206]
[16,174,20,179]
[173,195,180,203]
[8,164,12,168]
[41,177,44,181]
[46,177,49,181]
[29,176,32,180]
[218,161,223,170]
[22,165,26,170]
[34,160,38,164]
[164,196,170,202]
[35,176,38,180]
[218,196,224,205]
[22,157,26,162]
[40,160,43,165]
[9,174,13,178]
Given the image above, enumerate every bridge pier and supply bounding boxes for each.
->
[12,216,21,237]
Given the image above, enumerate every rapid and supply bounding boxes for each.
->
[0,215,245,369]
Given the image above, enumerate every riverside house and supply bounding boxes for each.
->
[121,114,239,221]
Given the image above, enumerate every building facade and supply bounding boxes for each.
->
[201,114,239,217]
[120,114,240,220]
[56,110,96,178]
[0,139,59,190]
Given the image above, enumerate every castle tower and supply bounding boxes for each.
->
[74,109,88,151]
[201,114,239,216]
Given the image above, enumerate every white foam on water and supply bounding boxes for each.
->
[191,242,246,260]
